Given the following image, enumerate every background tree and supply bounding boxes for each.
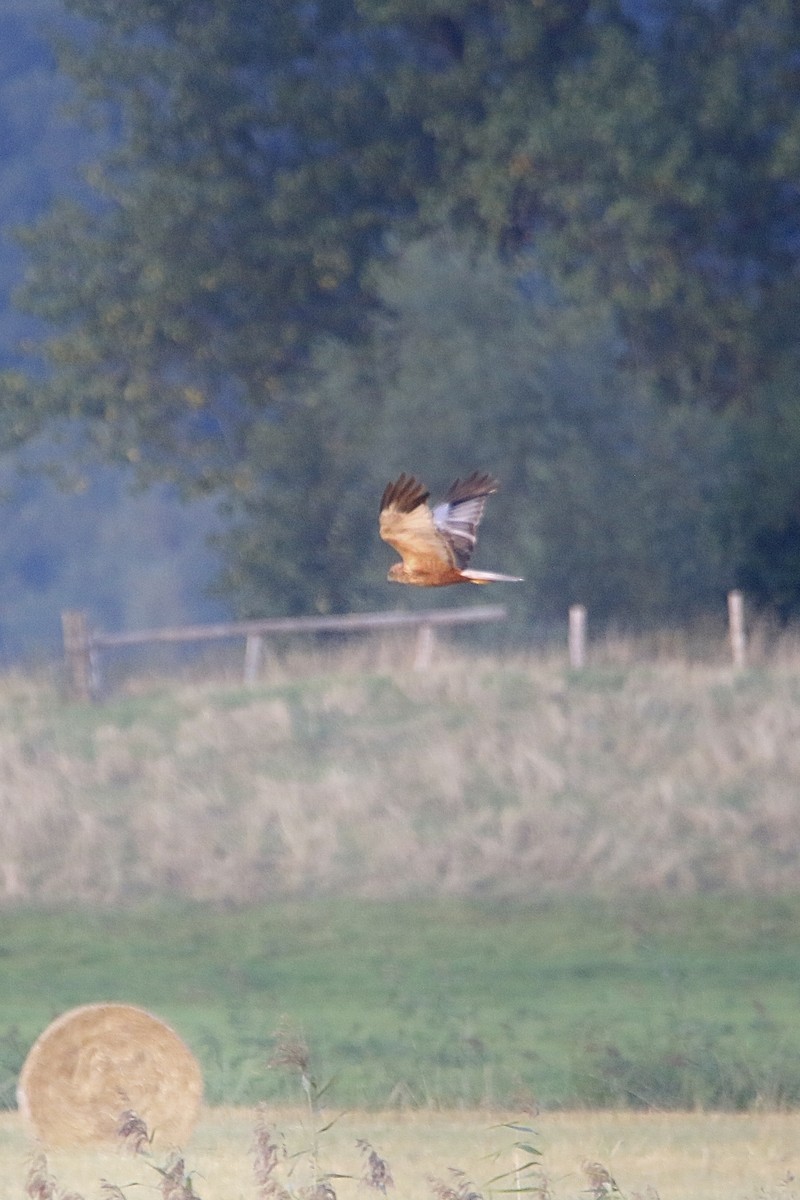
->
[364,0,800,409]
[221,235,738,627]
[1,0,428,490]
[727,353,800,619]
[0,0,105,371]
[2,0,800,633]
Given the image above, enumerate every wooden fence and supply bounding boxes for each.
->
[565,589,750,670]
[61,589,752,702]
[61,605,509,701]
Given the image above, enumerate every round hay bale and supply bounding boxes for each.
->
[17,1002,203,1148]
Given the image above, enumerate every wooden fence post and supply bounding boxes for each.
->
[80,606,506,694]
[61,610,98,701]
[728,589,746,668]
[243,634,263,685]
[568,604,587,670]
[413,622,435,671]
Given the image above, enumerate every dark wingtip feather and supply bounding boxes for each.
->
[380,473,430,514]
[445,471,499,504]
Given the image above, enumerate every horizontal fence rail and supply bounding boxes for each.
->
[61,605,509,700]
[62,590,751,702]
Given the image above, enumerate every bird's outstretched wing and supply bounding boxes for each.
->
[379,474,454,572]
[432,471,498,569]
[380,470,521,585]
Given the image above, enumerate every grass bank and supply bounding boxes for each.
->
[2,896,800,1111]
[2,638,800,902]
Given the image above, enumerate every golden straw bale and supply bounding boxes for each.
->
[17,1002,203,1148]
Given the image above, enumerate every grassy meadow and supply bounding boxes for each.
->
[2,895,800,1112]
[2,636,800,1196]
[3,631,800,903]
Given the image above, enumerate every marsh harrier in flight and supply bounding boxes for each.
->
[379,471,523,586]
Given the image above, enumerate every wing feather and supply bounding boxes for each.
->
[433,471,498,569]
[379,474,454,569]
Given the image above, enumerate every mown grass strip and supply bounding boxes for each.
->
[2,896,800,1110]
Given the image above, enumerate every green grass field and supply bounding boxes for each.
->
[2,895,800,1112]
[4,642,800,1155]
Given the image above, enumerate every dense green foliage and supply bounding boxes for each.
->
[3,896,800,1110]
[0,1,96,372]
[220,238,735,624]
[2,0,800,628]
[3,0,425,487]
[370,0,800,407]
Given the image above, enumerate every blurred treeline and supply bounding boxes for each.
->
[1,0,799,652]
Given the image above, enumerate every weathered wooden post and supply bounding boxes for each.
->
[568,604,587,670]
[61,610,98,701]
[413,621,435,671]
[728,589,746,668]
[243,633,264,685]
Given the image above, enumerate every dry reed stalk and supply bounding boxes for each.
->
[268,1022,313,1081]
[24,1150,85,1200]
[25,1152,59,1200]
[100,1184,128,1200]
[117,1104,153,1154]
[153,1151,202,1200]
[357,1138,394,1193]
[582,1159,621,1197]
[17,1003,202,1148]
[300,1184,337,1200]
[429,1169,484,1200]
[252,1105,291,1200]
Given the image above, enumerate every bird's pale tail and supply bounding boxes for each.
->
[461,568,524,584]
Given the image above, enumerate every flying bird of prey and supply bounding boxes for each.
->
[379,471,523,586]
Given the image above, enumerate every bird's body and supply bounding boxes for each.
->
[379,471,523,586]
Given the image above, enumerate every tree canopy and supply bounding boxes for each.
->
[2,0,800,628]
[3,0,429,488]
[362,0,800,407]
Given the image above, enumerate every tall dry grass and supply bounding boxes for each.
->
[5,1106,800,1200]
[3,631,800,903]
